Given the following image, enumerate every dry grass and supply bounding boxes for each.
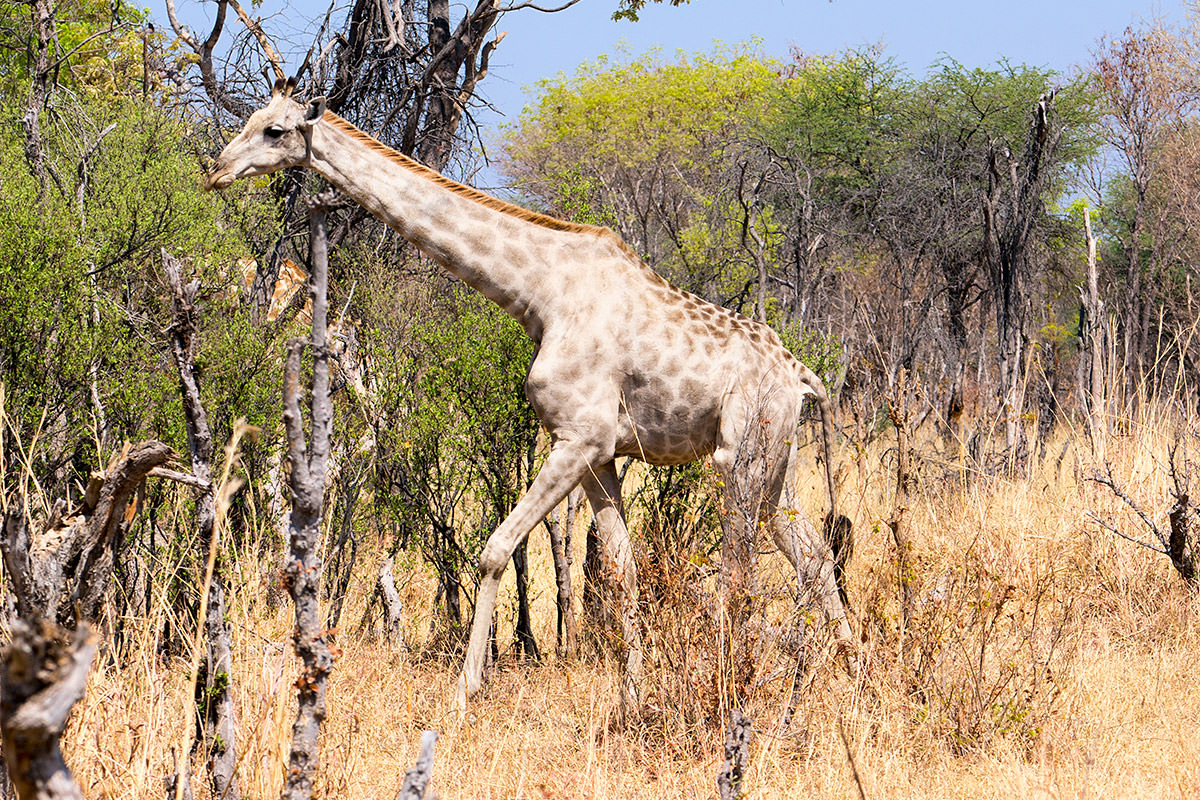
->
[55,412,1200,799]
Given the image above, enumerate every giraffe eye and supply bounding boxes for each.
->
[264,125,286,139]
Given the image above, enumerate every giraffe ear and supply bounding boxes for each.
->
[272,77,287,96]
[303,96,326,127]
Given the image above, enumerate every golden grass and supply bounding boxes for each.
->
[58,413,1200,799]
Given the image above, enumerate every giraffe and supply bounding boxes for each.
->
[205,79,854,712]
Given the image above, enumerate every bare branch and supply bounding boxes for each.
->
[228,0,286,81]
[148,466,212,491]
[1085,511,1168,555]
[163,0,199,50]
[1089,464,1167,548]
[499,0,582,10]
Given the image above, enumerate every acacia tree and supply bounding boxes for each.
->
[503,45,782,302]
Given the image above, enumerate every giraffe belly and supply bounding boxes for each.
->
[614,399,720,466]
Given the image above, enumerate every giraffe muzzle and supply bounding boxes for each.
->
[203,168,235,191]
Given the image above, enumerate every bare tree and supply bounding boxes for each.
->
[279,191,338,800]
[1093,26,1197,403]
[161,250,241,800]
[0,621,96,800]
[982,92,1062,458]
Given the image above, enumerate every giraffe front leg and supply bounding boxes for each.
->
[455,441,599,712]
[579,460,642,716]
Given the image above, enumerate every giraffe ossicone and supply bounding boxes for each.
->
[206,83,854,714]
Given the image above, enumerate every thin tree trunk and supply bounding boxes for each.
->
[21,0,56,192]
[545,488,581,656]
[161,250,241,800]
[887,371,916,640]
[280,192,338,800]
[1122,185,1146,406]
[511,540,539,660]
[325,474,363,634]
[376,556,405,650]
[1080,207,1108,460]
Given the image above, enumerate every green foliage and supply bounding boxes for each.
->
[777,323,844,386]
[768,47,904,190]
[504,44,782,289]
[0,92,275,491]
[364,282,538,621]
[0,0,153,101]
[611,0,690,23]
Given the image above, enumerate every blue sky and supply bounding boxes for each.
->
[158,0,1190,160]
[478,0,1185,122]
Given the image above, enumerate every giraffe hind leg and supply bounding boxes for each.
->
[769,440,853,646]
[579,460,643,716]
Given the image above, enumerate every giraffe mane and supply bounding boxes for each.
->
[322,112,638,258]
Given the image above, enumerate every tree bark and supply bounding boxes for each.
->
[0,621,96,800]
[280,192,338,800]
[396,730,437,800]
[161,250,241,800]
[511,540,539,661]
[716,709,752,800]
[21,0,56,191]
[545,488,581,656]
[1079,208,1109,460]
[376,556,405,650]
[1,442,173,629]
[887,370,916,633]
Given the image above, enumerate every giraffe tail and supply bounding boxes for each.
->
[797,363,853,598]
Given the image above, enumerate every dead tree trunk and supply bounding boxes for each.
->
[280,192,338,800]
[982,92,1061,465]
[375,556,405,650]
[1,442,173,629]
[161,250,241,800]
[396,730,438,800]
[716,709,752,800]
[0,621,96,800]
[1078,208,1109,461]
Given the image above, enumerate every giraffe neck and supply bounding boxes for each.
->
[306,113,586,339]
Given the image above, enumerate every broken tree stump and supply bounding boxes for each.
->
[0,621,96,800]
[1,441,173,629]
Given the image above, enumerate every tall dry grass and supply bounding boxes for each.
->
[38,406,1200,799]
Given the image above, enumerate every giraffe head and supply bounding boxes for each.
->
[204,78,326,190]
